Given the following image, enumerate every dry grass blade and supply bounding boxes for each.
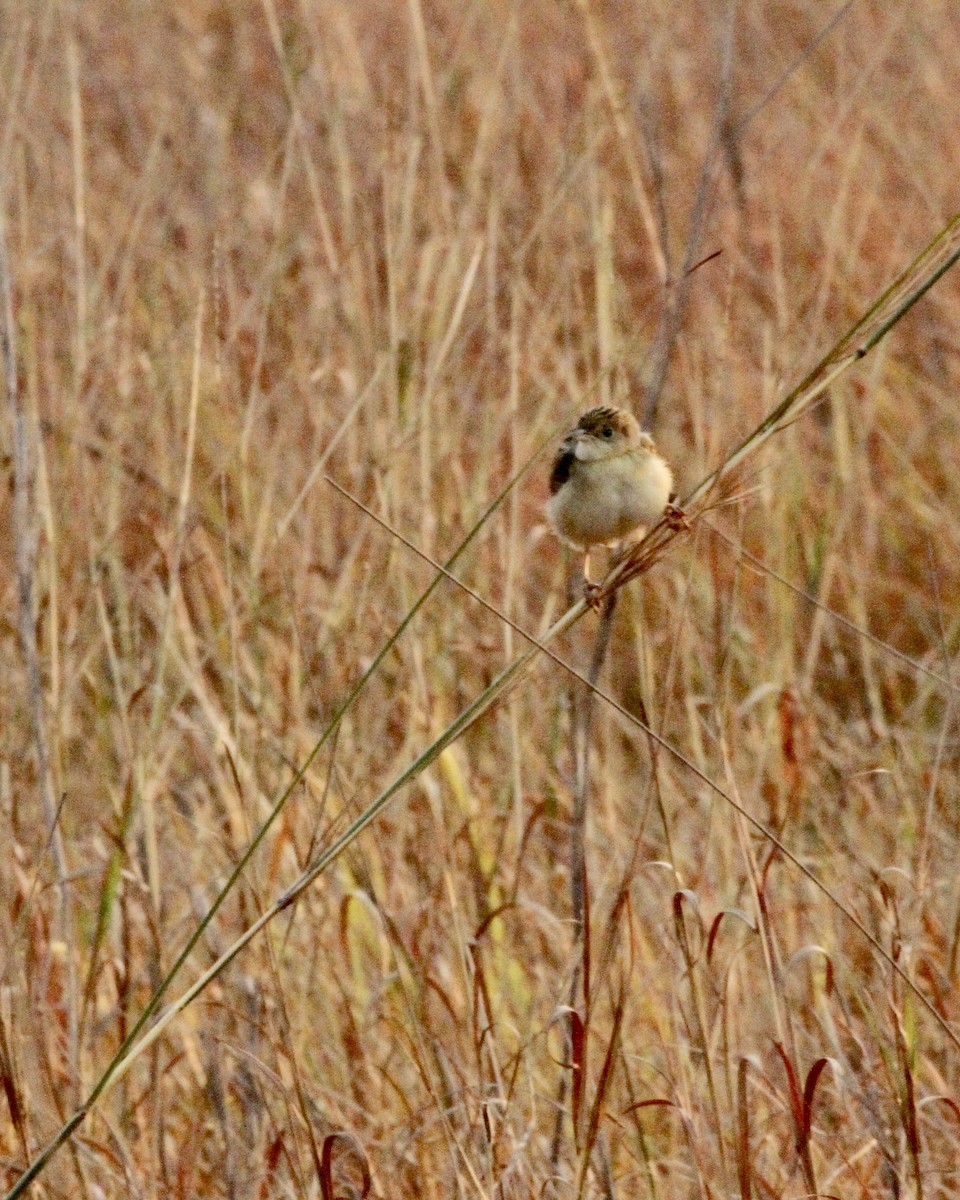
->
[1,191,66,885]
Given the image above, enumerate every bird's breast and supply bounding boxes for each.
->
[547,451,672,548]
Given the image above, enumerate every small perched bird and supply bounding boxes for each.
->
[547,406,675,600]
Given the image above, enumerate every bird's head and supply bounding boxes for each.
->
[569,406,652,461]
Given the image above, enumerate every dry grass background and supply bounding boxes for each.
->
[2,1,960,1196]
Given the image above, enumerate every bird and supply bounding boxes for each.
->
[546,405,676,602]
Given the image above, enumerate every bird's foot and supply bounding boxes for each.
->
[582,578,605,609]
[664,501,690,531]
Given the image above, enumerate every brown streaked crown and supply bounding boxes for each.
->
[576,406,639,441]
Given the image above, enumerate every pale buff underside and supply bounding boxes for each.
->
[547,448,673,549]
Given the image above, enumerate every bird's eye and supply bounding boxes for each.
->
[602,426,614,439]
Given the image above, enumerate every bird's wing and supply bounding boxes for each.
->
[549,444,576,495]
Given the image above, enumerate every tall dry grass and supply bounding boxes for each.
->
[2,1,960,1196]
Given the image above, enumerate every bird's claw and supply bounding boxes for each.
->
[664,502,690,531]
[582,579,605,610]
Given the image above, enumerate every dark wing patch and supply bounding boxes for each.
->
[549,445,576,495]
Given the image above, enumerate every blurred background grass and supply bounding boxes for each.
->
[2,1,960,1196]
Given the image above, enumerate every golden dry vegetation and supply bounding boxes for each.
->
[2,2,960,1197]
